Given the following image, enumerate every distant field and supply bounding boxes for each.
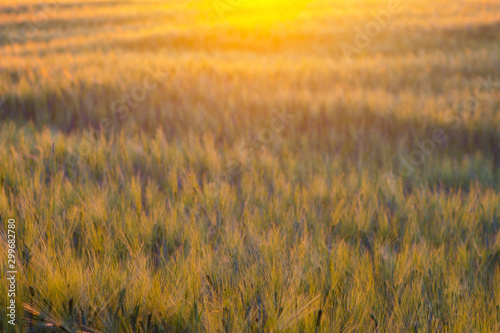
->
[1,0,500,331]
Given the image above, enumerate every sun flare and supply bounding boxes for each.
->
[196,0,314,28]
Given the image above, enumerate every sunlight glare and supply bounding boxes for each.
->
[198,0,314,29]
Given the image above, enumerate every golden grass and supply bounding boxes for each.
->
[0,0,500,331]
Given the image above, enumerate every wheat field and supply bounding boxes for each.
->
[0,0,500,332]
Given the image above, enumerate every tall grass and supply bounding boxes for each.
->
[0,0,500,331]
